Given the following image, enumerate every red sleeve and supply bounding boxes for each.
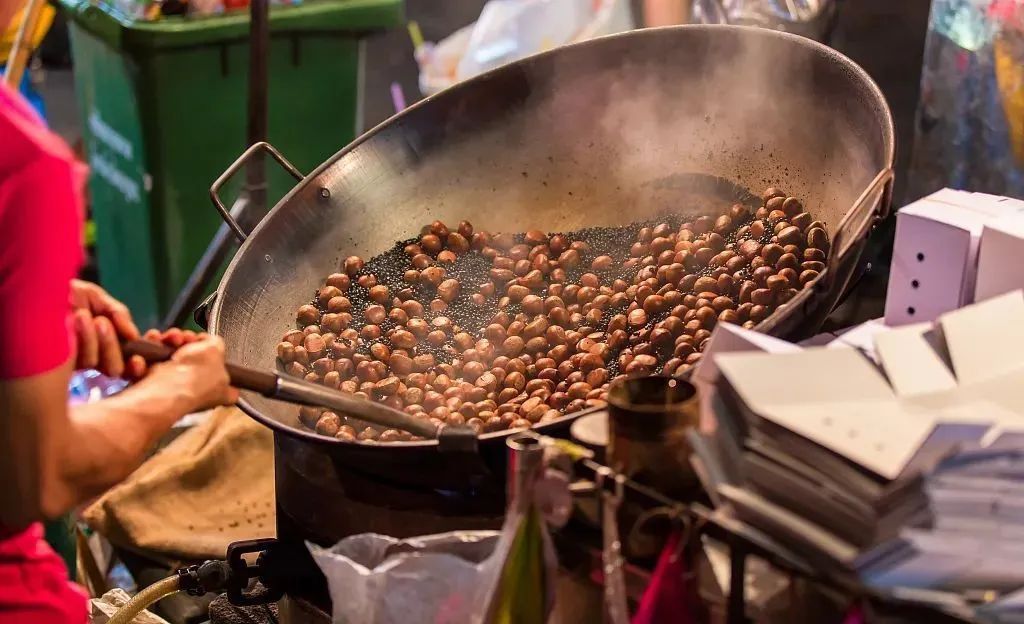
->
[0,157,84,379]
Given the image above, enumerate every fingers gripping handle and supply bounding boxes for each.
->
[122,340,278,396]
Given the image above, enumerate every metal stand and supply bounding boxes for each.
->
[245,0,269,215]
[727,538,748,624]
[162,197,245,328]
[163,0,270,328]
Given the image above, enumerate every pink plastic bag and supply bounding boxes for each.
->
[632,530,696,624]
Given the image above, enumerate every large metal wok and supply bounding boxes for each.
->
[204,25,893,526]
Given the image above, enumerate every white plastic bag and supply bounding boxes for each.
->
[417,0,634,95]
[456,0,591,80]
[309,473,569,624]
[310,514,557,624]
[310,439,571,624]
[309,531,500,624]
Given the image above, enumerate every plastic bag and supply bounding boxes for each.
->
[310,448,565,624]
[311,519,556,624]
[456,0,590,80]
[417,0,634,95]
[632,531,696,624]
[310,531,499,624]
[907,0,1024,199]
[69,370,127,405]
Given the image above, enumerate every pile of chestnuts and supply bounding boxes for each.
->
[276,187,829,443]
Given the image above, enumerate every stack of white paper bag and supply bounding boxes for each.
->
[692,291,1024,602]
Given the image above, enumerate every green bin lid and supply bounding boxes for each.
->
[57,0,403,52]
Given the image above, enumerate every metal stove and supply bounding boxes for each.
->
[205,431,509,624]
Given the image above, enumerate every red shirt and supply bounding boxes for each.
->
[0,82,89,622]
[0,81,84,378]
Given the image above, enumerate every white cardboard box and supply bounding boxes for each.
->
[886,198,991,326]
[714,348,977,480]
[825,318,889,362]
[975,212,1024,303]
[885,190,1023,327]
[965,192,1024,216]
[874,323,957,396]
[710,293,1024,590]
[692,323,799,433]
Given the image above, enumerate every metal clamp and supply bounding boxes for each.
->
[193,292,217,330]
[225,538,285,606]
[210,141,304,243]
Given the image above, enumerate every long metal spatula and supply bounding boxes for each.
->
[122,340,477,447]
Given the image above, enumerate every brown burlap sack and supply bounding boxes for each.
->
[83,407,275,560]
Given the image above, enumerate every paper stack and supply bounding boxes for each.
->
[693,291,1024,603]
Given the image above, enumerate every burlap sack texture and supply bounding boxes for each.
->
[84,407,275,560]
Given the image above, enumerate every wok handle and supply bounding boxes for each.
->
[122,340,279,396]
[826,167,894,287]
[210,141,304,243]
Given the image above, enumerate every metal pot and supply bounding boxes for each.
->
[205,25,894,531]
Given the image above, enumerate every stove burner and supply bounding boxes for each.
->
[274,432,506,547]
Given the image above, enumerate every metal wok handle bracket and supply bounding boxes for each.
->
[824,166,895,290]
[210,141,304,243]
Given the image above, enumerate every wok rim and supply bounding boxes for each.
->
[212,24,896,451]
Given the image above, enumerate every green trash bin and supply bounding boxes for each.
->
[59,0,403,329]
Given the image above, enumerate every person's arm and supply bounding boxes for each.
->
[0,151,238,527]
[0,335,238,527]
[643,0,689,27]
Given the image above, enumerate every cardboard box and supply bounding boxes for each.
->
[706,294,1024,586]
[885,189,1023,327]
[964,192,1024,216]
[886,198,991,326]
[874,323,957,396]
[975,212,1024,303]
[715,348,983,480]
[825,318,889,362]
[692,323,799,433]
[937,290,1024,384]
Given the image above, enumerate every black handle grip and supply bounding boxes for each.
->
[122,339,175,362]
[122,340,279,396]
[226,365,279,396]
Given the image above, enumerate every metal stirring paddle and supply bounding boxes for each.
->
[122,340,476,446]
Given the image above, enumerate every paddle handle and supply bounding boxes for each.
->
[122,340,278,396]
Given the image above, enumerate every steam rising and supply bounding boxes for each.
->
[379,27,884,240]
[214,27,890,434]
[533,27,876,231]
[260,27,887,287]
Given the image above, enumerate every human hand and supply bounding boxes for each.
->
[71,280,142,378]
[140,327,203,349]
[144,333,239,413]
